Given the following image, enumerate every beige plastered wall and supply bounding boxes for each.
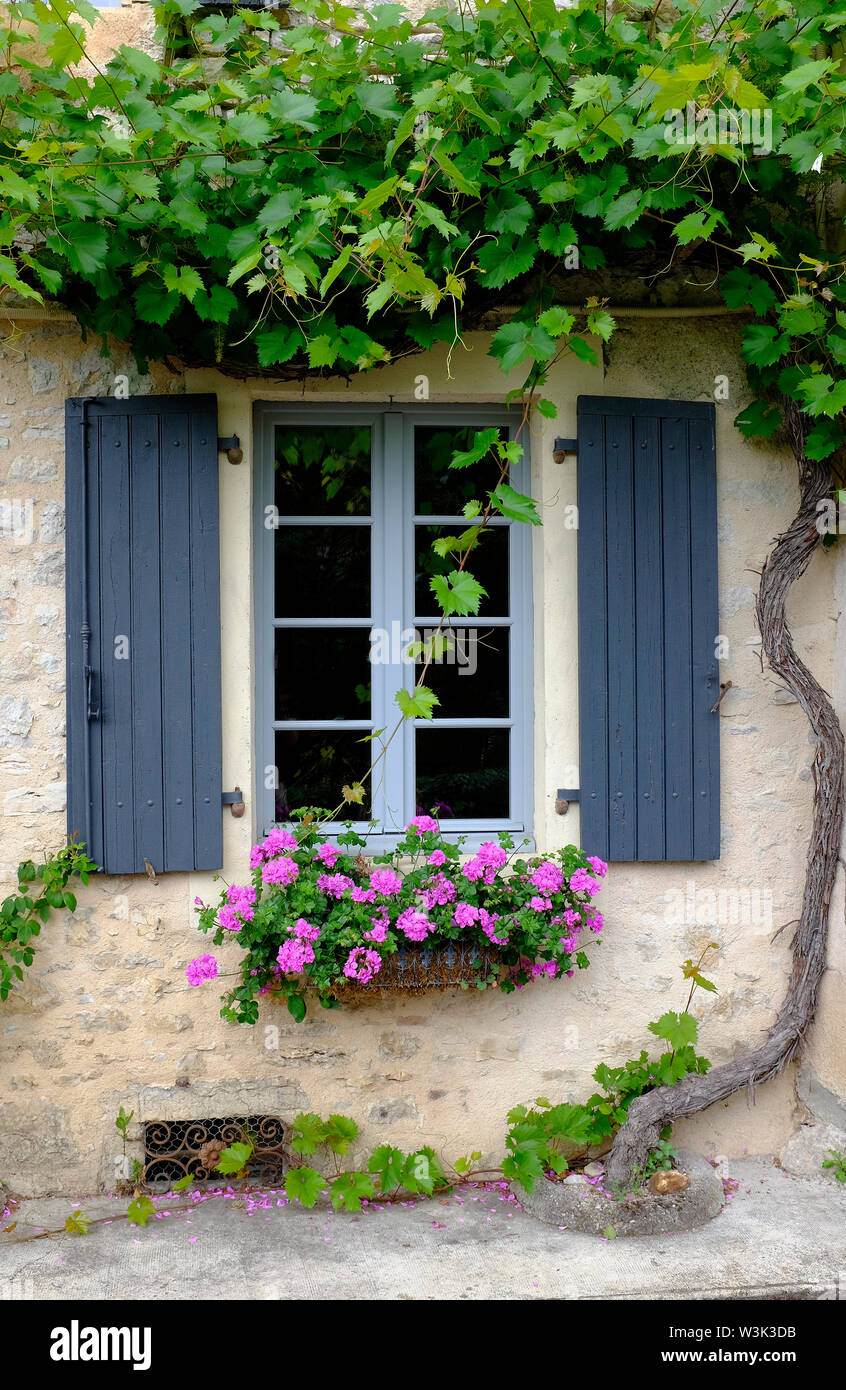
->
[1,311,844,1194]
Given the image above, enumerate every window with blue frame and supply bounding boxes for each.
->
[253,405,533,843]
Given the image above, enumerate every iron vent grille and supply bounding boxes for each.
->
[143,1115,287,1187]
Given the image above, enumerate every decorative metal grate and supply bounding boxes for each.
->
[143,1115,287,1187]
[341,942,502,992]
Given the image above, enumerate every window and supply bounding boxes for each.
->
[254,405,533,845]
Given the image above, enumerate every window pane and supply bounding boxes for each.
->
[275,526,370,617]
[415,424,508,516]
[274,731,372,822]
[275,425,371,515]
[412,628,509,718]
[415,525,508,616]
[275,630,371,721]
[415,729,509,820]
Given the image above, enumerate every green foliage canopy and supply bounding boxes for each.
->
[0,0,845,448]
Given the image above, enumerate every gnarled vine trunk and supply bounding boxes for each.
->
[606,401,845,1186]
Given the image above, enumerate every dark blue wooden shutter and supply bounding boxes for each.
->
[576,396,719,861]
[65,395,222,874]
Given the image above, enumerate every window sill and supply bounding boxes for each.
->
[264,823,536,855]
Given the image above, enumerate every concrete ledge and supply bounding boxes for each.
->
[1,1158,844,1300]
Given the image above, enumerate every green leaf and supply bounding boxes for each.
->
[0,168,40,211]
[489,320,556,373]
[290,1112,329,1155]
[324,1114,359,1154]
[287,992,307,1023]
[368,1144,406,1193]
[268,89,320,131]
[647,1011,699,1050]
[430,569,487,616]
[226,245,263,286]
[172,1174,193,1192]
[60,224,109,276]
[796,375,846,418]
[490,483,541,526]
[162,265,204,303]
[779,59,835,93]
[215,1141,253,1176]
[115,1105,133,1136]
[567,336,598,365]
[307,335,340,369]
[395,685,440,719]
[135,285,179,327]
[804,419,843,461]
[192,285,237,324]
[432,149,480,196]
[329,1171,375,1212]
[64,1209,90,1236]
[256,323,301,367]
[741,324,790,368]
[734,401,781,439]
[738,233,777,264]
[538,306,575,338]
[402,1147,446,1196]
[587,309,616,343]
[449,428,500,469]
[127,1196,155,1229]
[674,210,719,245]
[720,268,776,316]
[285,1165,325,1208]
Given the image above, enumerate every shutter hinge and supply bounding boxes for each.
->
[222,787,245,817]
[218,435,243,464]
[556,788,580,815]
[553,437,578,463]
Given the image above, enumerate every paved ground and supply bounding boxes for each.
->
[1,1159,845,1300]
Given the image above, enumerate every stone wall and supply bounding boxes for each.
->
[1,309,843,1195]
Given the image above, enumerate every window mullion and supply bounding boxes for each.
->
[375,412,408,832]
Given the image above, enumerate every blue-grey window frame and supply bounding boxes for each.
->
[253,402,534,848]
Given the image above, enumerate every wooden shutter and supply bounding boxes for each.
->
[576,396,720,861]
[65,395,222,874]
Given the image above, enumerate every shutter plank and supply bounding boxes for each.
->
[65,403,93,858]
[661,416,694,860]
[689,413,720,858]
[605,413,636,860]
[633,414,665,859]
[160,417,196,871]
[129,413,164,872]
[98,411,136,874]
[576,411,610,858]
[189,407,223,869]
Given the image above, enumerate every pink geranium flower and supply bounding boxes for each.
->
[262,856,299,887]
[343,947,382,983]
[370,868,402,896]
[407,815,439,835]
[186,954,218,986]
[396,907,434,942]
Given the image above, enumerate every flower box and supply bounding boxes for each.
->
[191,814,607,1023]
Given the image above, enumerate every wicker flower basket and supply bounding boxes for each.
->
[341,941,502,993]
